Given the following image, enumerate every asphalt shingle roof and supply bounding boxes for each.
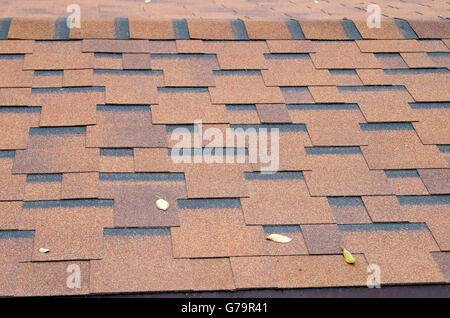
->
[0,1,449,296]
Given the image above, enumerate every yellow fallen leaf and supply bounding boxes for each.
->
[39,248,50,253]
[145,0,151,3]
[265,233,292,243]
[342,247,355,264]
[156,198,170,211]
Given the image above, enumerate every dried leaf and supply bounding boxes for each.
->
[39,248,50,254]
[265,233,292,243]
[145,0,151,3]
[156,198,170,211]
[342,247,355,264]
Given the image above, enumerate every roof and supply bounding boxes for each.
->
[0,1,449,297]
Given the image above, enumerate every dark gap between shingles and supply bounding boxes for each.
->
[99,172,185,182]
[177,198,241,210]
[338,222,428,232]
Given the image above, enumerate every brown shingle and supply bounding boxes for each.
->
[417,169,450,194]
[172,207,266,258]
[184,163,249,198]
[7,18,56,40]
[361,195,407,223]
[356,39,423,52]
[288,106,367,147]
[0,40,34,53]
[266,40,314,53]
[86,106,167,148]
[19,204,113,261]
[93,52,122,69]
[90,232,193,293]
[328,197,371,224]
[0,109,40,150]
[134,148,177,172]
[303,151,393,196]
[400,52,435,68]
[330,70,362,86]
[0,156,26,200]
[0,88,31,105]
[252,130,313,171]
[256,104,291,123]
[299,20,348,40]
[63,69,93,87]
[190,258,235,291]
[339,87,415,123]
[24,41,94,70]
[241,177,334,225]
[148,40,177,53]
[187,20,235,40]
[361,127,448,169]
[230,256,277,289]
[0,202,20,230]
[32,71,63,88]
[122,53,152,69]
[311,41,380,69]
[244,20,292,40]
[343,229,444,284]
[151,54,218,87]
[402,203,450,251]
[13,129,99,174]
[387,70,450,102]
[0,56,33,87]
[375,53,408,69]
[0,237,33,296]
[99,180,186,227]
[31,88,103,126]
[24,178,61,201]
[70,18,115,39]
[99,154,134,173]
[231,254,369,289]
[262,54,334,86]
[129,19,175,39]
[82,39,150,53]
[353,20,405,39]
[61,172,99,199]
[301,224,343,254]
[94,70,163,104]
[176,39,204,53]
[408,20,450,39]
[385,171,429,196]
[153,88,227,124]
[309,86,344,103]
[210,71,283,104]
[203,41,268,70]
[280,86,314,104]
